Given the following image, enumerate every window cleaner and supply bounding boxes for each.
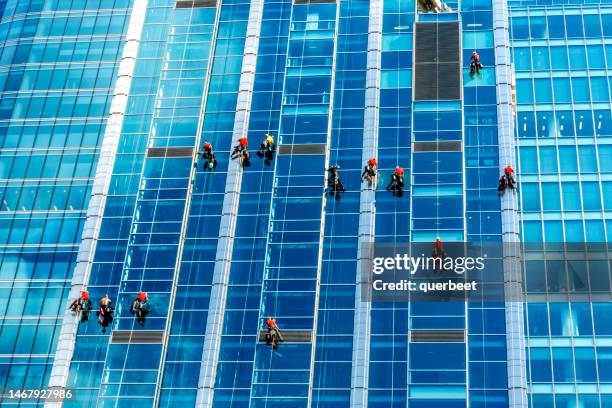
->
[418,0,452,13]
[69,290,93,322]
[499,165,516,196]
[130,292,151,327]
[432,237,447,271]
[231,136,250,167]
[362,158,378,186]
[498,175,507,196]
[265,317,284,350]
[504,165,516,190]
[470,51,483,77]
[327,165,345,196]
[386,166,405,196]
[201,141,217,170]
[258,134,275,163]
[97,294,114,333]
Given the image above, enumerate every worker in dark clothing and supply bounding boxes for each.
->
[201,141,217,170]
[432,237,447,270]
[498,175,507,196]
[97,294,114,333]
[362,158,378,185]
[418,0,451,13]
[70,290,93,322]
[231,136,250,166]
[504,165,516,190]
[130,292,151,327]
[258,134,275,163]
[499,165,517,196]
[470,51,483,77]
[432,238,446,258]
[327,165,345,196]
[232,136,248,158]
[386,166,405,196]
[264,317,284,350]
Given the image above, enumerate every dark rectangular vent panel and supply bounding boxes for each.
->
[410,330,465,343]
[175,0,216,8]
[414,22,461,101]
[277,144,326,155]
[413,141,462,152]
[146,147,194,158]
[111,330,164,344]
[259,330,312,343]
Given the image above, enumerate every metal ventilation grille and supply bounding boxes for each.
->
[258,330,312,343]
[146,147,194,158]
[413,141,462,152]
[111,330,164,344]
[277,144,326,155]
[175,0,216,8]
[414,22,461,101]
[409,330,465,343]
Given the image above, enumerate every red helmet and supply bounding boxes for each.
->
[137,292,147,301]
[505,165,514,174]
[203,142,212,149]
[395,166,404,176]
[266,317,275,327]
[81,291,89,300]
[435,237,443,249]
[368,158,377,167]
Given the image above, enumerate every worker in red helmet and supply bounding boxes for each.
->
[130,292,151,327]
[231,136,250,166]
[386,166,405,196]
[264,317,284,349]
[70,290,93,322]
[201,141,217,170]
[362,158,378,185]
[504,165,516,190]
[431,237,447,271]
[470,51,483,77]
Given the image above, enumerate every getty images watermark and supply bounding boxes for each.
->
[371,251,484,293]
[360,243,612,302]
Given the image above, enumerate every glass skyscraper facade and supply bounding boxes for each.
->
[0,0,134,396]
[0,1,608,408]
[510,2,612,407]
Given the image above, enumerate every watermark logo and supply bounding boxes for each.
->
[360,243,612,302]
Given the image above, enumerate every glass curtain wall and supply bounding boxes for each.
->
[511,5,612,408]
[211,0,292,406]
[368,1,413,406]
[313,0,369,406]
[249,1,339,406]
[0,0,132,397]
